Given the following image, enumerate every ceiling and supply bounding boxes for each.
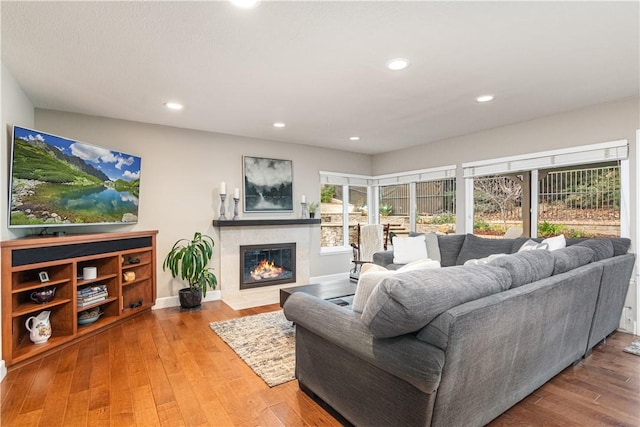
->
[2,1,638,155]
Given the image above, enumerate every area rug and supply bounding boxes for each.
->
[623,339,640,357]
[209,310,295,387]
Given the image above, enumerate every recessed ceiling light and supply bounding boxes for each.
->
[349,136,360,141]
[230,0,260,9]
[273,122,286,128]
[475,95,495,103]
[386,58,410,71]
[164,102,184,110]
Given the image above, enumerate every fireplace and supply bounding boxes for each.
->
[240,243,296,289]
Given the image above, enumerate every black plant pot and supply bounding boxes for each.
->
[178,287,202,309]
[309,212,315,218]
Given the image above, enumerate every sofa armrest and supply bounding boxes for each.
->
[283,292,445,393]
[373,249,394,267]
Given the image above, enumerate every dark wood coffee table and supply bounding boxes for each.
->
[279,278,356,307]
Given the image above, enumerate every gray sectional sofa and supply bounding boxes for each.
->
[283,234,634,426]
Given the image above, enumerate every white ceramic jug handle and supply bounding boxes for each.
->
[25,317,35,332]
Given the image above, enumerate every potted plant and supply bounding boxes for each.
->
[308,201,319,218]
[163,232,218,309]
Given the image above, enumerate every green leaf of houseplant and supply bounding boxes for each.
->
[163,231,218,296]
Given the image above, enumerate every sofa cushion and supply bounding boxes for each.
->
[552,246,595,275]
[517,239,549,252]
[393,235,428,264]
[437,234,467,267]
[410,232,441,263]
[455,234,514,265]
[361,265,512,338]
[488,250,555,288]
[574,238,614,261]
[542,234,566,251]
[566,237,630,256]
[610,238,631,256]
[352,259,441,313]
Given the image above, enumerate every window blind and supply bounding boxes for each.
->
[462,140,628,178]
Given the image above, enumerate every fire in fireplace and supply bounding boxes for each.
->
[240,243,296,289]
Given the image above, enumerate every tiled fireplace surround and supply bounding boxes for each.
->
[214,220,318,310]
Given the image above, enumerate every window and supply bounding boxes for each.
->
[379,184,409,237]
[320,184,344,248]
[473,174,524,238]
[463,140,629,238]
[416,178,457,234]
[538,163,620,237]
[319,184,372,249]
[348,186,369,246]
[319,172,374,250]
[320,167,456,252]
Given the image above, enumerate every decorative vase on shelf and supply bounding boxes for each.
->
[25,310,52,344]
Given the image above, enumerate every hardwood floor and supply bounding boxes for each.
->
[1,300,638,426]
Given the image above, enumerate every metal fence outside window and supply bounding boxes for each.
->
[416,180,456,215]
[379,179,456,216]
[538,166,620,221]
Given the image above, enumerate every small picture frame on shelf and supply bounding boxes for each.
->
[38,271,50,283]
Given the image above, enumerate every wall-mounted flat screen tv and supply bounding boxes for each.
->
[8,125,141,228]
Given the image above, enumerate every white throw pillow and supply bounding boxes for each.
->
[353,269,396,313]
[464,253,508,265]
[397,258,441,272]
[353,259,440,313]
[518,239,550,252]
[542,234,566,251]
[393,235,428,264]
[360,263,388,275]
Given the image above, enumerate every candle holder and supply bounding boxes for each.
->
[232,197,240,220]
[219,194,227,220]
[301,202,308,219]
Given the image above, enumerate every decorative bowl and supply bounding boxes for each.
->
[78,309,103,325]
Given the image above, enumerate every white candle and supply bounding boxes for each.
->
[220,181,226,195]
[301,195,306,203]
[234,188,240,199]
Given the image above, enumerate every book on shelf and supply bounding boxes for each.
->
[77,287,108,295]
[77,290,107,298]
[78,285,107,294]
[77,296,107,307]
[78,290,108,299]
[77,293,108,303]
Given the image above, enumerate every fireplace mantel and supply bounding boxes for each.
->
[213,219,320,227]
[215,218,316,309]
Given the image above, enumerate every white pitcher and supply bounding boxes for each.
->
[25,311,52,344]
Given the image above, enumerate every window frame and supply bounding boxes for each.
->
[462,140,629,237]
[319,165,456,253]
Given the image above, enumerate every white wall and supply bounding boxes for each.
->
[1,62,35,380]
[372,97,639,175]
[30,109,371,298]
[2,63,35,240]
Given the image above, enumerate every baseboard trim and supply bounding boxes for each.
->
[0,360,7,383]
[152,290,221,310]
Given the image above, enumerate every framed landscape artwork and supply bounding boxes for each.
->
[243,156,293,212]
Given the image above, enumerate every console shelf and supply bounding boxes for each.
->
[1,230,158,367]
